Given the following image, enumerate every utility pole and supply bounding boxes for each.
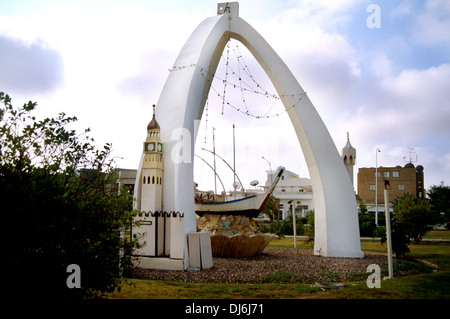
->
[384,180,394,279]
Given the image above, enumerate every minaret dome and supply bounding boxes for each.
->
[147,104,160,133]
[341,132,356,188]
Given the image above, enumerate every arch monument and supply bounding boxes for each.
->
[135,3,363,269]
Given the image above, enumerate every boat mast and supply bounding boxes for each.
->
[201,148,245,192]
[194,154,226,194]
[213,127,217,196]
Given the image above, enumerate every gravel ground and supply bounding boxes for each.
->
[131,247,393,284]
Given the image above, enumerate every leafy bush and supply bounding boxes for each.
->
[393,193,440,243]
[360,221,378,237]
[380,219,411,258]
[1,92,140,299]
[358,210,386,236]
[259,210,314,240]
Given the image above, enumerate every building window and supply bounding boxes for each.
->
[370,184,376,190]
[374,172,381,178]
[398,184,405,190]
[393,171,399,177]
[384,172,390,178]
[281,189,286,192]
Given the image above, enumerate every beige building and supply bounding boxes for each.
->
[357,163,425,209]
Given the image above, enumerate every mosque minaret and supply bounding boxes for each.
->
[341,132,356,188]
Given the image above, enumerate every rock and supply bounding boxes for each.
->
[197,214,261,236]
[196,214,273,257]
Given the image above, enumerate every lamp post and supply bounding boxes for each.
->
[261,156,272,186]
[384,180,393,279]
[375,148,380,226]
[288,200,297,248]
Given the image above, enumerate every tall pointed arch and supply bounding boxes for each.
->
[135,12,363,265]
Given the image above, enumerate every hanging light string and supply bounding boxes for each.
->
[217,42,281,99]
[230,40,270,96]
[203,98,209,147]
[221,42,230,115]
[169,40,306,119]
[224,39,283,118]
[200,66,306,119]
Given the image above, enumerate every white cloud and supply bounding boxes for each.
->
[413,0,450,45]
[0,35,64,94]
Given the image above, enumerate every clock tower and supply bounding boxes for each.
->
[140,104,163,212]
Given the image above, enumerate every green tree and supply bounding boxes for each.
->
[380,218,411,258]
[261,195,280,221]
[428,181,450,220]
[359,202,368,214]
[1,92,140,299]
[392,193,439,243]
[304,210,314,243]
[358,202,378,237]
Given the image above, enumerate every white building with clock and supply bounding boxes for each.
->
[135,104,164,212]
[131,105,185,268]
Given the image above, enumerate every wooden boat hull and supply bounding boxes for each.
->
[195,167,285,218]
[195,194,264,218]
[210,234,275,257]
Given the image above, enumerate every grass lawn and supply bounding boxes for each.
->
[423,230,450,239]
[106,233,450,299]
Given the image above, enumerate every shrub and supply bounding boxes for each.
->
[380,219,411,258]
[1,92,140,299]
[393,193,440,243]
[360,221,378,237]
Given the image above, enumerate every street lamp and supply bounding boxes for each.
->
[375,148,381,226]
[261,156,272,186]
[288,200,297,248]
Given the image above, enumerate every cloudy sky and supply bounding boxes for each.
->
[1,0,449,194]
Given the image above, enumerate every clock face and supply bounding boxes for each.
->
[145,142,155,152]
[157,143,162,152]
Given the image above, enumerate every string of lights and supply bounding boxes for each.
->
[207,81,304,118]
[230,40,271,96]
[203,98,209,147]
[169,39,306,119]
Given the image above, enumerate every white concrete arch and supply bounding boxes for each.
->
[141,13,362,262]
